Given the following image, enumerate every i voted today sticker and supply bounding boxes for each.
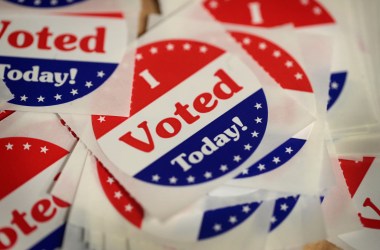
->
[0,14,126,107]
[92,39,268,187]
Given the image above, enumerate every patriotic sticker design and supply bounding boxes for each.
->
[5,0,86,8]
[203,0,335,28]
[97,160,262,241]
[230,32,313,93]
[270,196,300,232]
[0,136,70,249]
[93,39,268,187]
[327,71,347,110]
[0,137,69,199]
[0,14,126,107]
[340,157,380,230]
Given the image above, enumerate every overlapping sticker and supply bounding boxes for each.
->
[0,112,76,250]
[0,13,130,114]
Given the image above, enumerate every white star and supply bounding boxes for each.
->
[285,60,294,68]
[258,42,267,50]
[107,177,114,184]
[244,144,252,151]
[169,176,177,184]
[220,165,228,172]
[255,117,262,123]
[258,163,266,171]
[125,204,134,212]
[50,0,58,5]
[150,47,158,54]
[213,224,222,232]
[254,103,262,109]
[295,72,303,80]
[183,43,191,50]
[34,0,41,5]
[20,95,28,101]
[97,71,105,78]
[23,143,31,150]
[280,203,289,211]
[229,216,237,224]
[70,89,78,96]
[331,82,339,89]
[5,143,13,150]
[241,168,249,175]
[199,46,208,53]
[98,116,106,123]
[233,155,241,162]
[270,216,277,223]
[166,43,174,51]
[114,191,122,199]
[273,157,281,164]
[313,6,322,15]
[152,174,160,182]
[37,96,45,102]
[54,94,62,100]
[187,175,195,183]
[251,131,259,138]
[40,146,49,154]
[204,171,212,179]
[85,81,93,88]
[300,0,309,5]
[273,50,281,58]
[242,37,251,45]
[285,147,293,154]
[242,205,250,213]
[136,53,143,60]
[209,0,218,9]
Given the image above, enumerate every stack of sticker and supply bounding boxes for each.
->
[1,0,379,250]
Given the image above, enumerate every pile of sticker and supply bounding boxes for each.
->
[1,0,380,249]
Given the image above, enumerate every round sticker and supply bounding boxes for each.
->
[0,15,125,107]
[92,39,269,187]
[5,0,86,8]
[97,160,262,241]
[203,0,335,28]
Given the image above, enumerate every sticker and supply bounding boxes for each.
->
[203,0,335,28]
[0,14,126,108]
[97,160,262,241]
[340,157,380,230]
[4,0,86,8]
[93,39,268,186]
[0,136,70,249]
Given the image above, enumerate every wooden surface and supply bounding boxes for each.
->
[138,1,342,249]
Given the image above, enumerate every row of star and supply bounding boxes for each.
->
[104,178,136,213]
[13,70,105,103]
[239,38,304,80]
[136,44,209,60]
[250,146,295,172]
[210,204,253,233]
[4,142,49,153]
